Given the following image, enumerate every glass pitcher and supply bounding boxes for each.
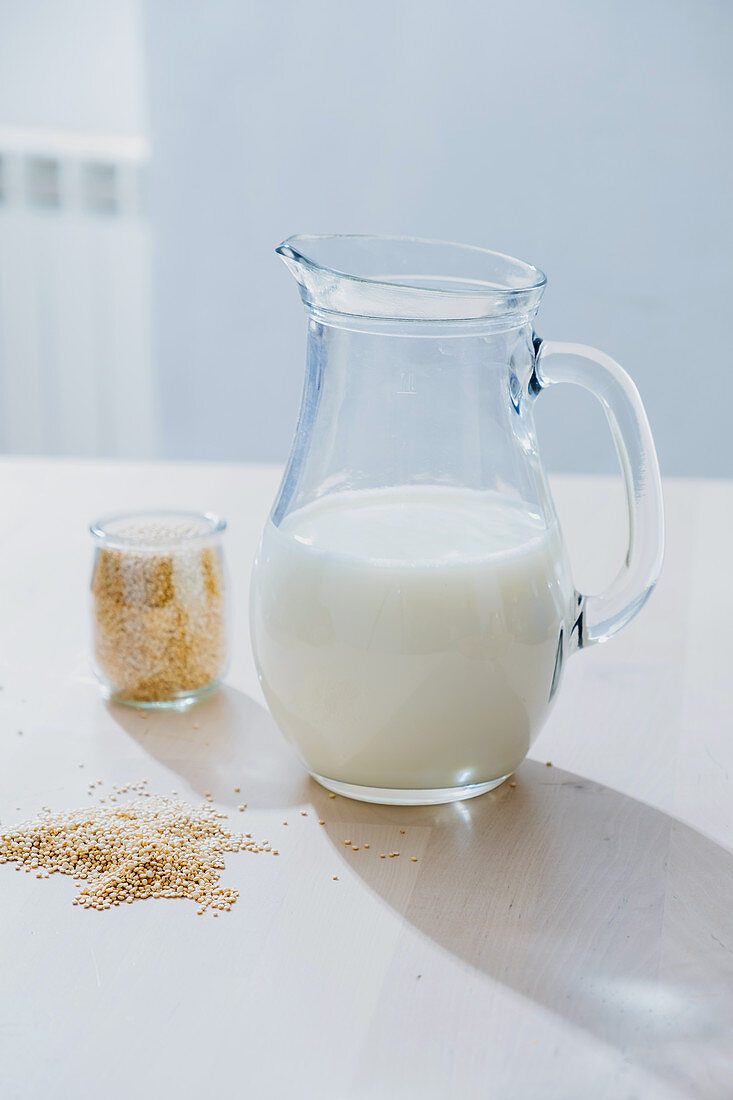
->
[250,235,664,805]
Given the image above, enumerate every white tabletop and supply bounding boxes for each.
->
[1,458,731,1100]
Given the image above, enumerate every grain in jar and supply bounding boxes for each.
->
[90,511,228,708]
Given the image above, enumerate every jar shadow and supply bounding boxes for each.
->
[307,761,733,1096]
[106,685,310,810]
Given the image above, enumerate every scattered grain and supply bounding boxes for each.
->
[0,794,274,913]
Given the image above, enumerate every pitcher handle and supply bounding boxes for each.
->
[533,339,664,648]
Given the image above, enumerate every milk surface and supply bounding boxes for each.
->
[251,486,574,792]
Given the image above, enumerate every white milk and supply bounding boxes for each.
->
[251,486,574,793]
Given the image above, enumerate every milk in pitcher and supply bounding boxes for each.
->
[251,486,574,794]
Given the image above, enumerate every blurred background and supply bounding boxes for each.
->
[0,0,730,474]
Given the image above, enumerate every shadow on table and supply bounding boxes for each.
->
[107,686,310,810]
[308,761,733,1097]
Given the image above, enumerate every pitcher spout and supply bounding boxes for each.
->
[275,241,305,279]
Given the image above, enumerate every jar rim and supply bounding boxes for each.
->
[89,510,227,551]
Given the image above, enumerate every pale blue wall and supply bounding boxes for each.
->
[0,0,146,136]
[145,0,733,475]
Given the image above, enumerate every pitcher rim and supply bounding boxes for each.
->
[276,234,547,299]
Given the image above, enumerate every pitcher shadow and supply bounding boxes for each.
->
[107,686,310,810]
[308,760,733,1097]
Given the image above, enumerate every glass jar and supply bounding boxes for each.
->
[90,510,229,709]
